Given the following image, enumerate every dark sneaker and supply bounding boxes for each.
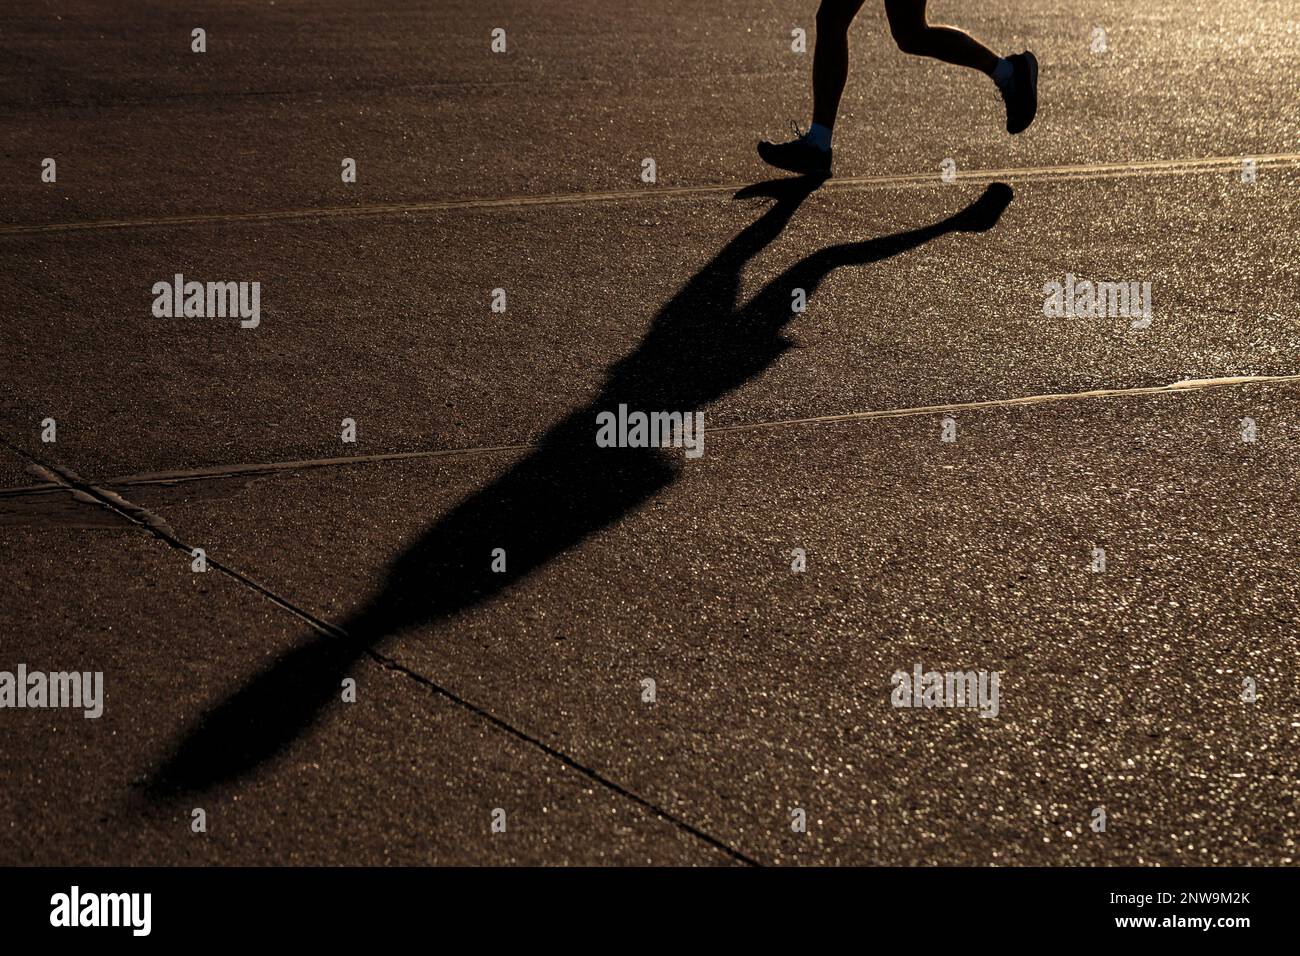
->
[999,51,1038,134]
[757,126,832,176]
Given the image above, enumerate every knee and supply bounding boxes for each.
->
[890,21,928,55]
[885,1,928,54]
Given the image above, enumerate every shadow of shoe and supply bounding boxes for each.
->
[733,173,829,202]
[950,182,1014,232]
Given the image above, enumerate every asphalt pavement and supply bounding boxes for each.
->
[1,0,1296,865]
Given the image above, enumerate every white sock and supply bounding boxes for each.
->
[806,122,833,151]
[992,57,1014,88]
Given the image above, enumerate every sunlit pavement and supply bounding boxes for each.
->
[1,1,1297,865]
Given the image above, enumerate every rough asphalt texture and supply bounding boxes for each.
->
[1,1,1297,865]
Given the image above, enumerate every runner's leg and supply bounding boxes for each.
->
[884,0,1038,133]
[812,0,869,129]
[884,0,999,74]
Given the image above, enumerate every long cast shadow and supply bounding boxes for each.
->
[145,179,1014,797]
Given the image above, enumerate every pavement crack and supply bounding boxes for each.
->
[368,654,761,866]
[21,458,179,538]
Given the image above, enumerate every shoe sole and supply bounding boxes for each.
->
[757,144,831,177]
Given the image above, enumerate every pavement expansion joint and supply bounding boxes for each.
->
[3,372,1293,501]
[708,373,1300,436]
[1,153,1296,237]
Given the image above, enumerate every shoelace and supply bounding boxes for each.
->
[789,120,808,143]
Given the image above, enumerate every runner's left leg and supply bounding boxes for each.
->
[757,0,867,175]
[812,0,870,129]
